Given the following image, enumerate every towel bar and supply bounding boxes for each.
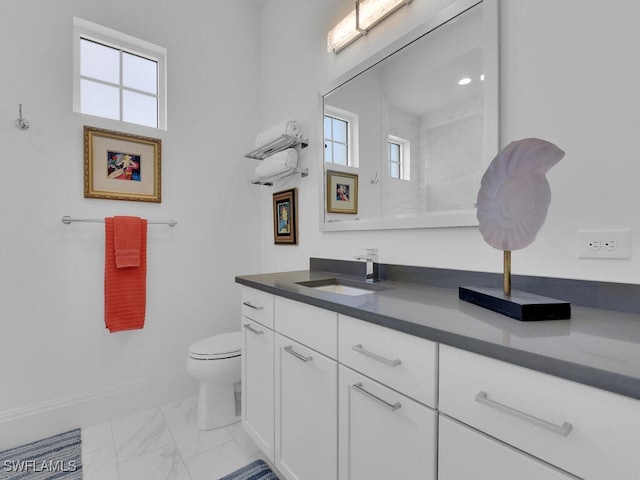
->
[62,215,177,227]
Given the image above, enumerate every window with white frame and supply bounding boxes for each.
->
[73,17,166,129]
[324,106,359,167]
[388,135,410,180]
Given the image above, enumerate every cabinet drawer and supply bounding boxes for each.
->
[275,297,338,359]
[439,415,575,480]
[339,366,437,480]
[338,315,437,407]
[241,286,274,329]
[439,345,640,480]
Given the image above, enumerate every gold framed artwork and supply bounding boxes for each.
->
[84,126,162,203]
[326,170,358,214]
[273,188,298,245]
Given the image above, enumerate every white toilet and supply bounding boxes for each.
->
[186,331,242,430]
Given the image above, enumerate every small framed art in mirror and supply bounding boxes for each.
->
[327,170,358,214]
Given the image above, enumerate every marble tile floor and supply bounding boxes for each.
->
[81,395,273,480]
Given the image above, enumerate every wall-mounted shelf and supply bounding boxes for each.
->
[251,168,309,186]
[245,134,308,160]
[245,133,309,186]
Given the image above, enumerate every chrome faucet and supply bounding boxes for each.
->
[354,248,379,283]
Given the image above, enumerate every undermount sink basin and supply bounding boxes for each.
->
[310,284,374,296]
[296,278,391,296]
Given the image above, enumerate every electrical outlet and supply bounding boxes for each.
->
[578,230,631,259]
[588,240,601,251]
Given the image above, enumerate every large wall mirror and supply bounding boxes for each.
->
[321,0,499,231]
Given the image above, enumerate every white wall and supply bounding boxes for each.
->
[255,0,640,285]
[0,0,262,447]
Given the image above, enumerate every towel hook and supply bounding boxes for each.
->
[16,104,30,130]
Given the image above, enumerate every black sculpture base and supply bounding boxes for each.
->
[459,286,571,321]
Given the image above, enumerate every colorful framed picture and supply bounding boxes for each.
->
[273,188,298,245]
[84,126,162,203]
[326,170,358,214]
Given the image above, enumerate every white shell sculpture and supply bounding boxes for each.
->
[477,138,565,251]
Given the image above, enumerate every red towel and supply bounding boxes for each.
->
[104,217,148,333]
[114,216,142,268]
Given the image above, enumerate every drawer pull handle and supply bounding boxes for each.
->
[352,344,401,367]
[352,382,401,412]
[243,323,264,335]
[283,345,313,362]
[475,391,572,437]
[243,301,264,310]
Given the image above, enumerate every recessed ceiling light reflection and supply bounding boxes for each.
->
[458,77,472,86]
[480,74,485,81]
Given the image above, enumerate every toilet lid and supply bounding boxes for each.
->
[189,331,242,360]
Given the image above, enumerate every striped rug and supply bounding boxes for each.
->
[0,429,82,479]
[219,459,279,480]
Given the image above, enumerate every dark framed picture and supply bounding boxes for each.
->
[84,126,162,202]
[326,170,358,214]
[273,188,298,245]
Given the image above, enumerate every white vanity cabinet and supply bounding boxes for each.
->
[240,284,640,480]
[439,344,640,480]
[337,315,438,480]
[241,287,275,461]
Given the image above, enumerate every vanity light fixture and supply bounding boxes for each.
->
[458,77,472,86]
[327,0,414,54]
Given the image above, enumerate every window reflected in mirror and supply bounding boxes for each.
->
[324,115,349,165]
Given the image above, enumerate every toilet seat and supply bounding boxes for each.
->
[189,331,241,360]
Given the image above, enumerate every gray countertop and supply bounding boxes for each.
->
[236,269,640,401]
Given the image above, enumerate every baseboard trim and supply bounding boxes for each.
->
[0,369,198,450]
